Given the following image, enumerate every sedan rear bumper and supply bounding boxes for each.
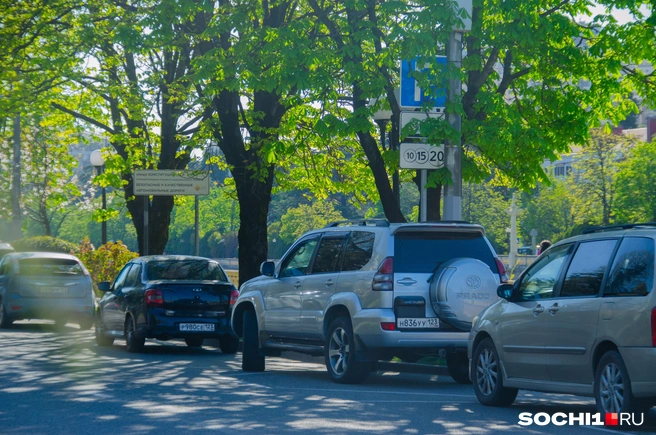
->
[140,309,236,340]
[6,296,94,323]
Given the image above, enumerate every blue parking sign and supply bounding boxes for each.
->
[400,57,447,109]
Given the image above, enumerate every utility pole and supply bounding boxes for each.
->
[508,194,519,272]
[442,33,463,220]
[11,114,21,240]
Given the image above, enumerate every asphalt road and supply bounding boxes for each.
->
[0,321,654,435]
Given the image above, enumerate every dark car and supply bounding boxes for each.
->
[95,255,240,353]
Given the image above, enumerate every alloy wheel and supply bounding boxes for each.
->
[600,362,625,413]
[328,327,350,376]
[477,348,498,396]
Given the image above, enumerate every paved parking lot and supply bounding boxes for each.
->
[0,321,654,434]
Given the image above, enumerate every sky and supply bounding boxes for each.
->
[581,4,652,24]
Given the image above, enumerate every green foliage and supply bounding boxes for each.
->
[462,183,511,253]
[76,237,138,289]
[614,139,656,222]
[520,179,577,245]
[277,201,345,245]
[12,236,78,254]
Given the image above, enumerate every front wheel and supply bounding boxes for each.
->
[446,352,472,384]
[325,317,370,384]
[595,351,646,414]
[219,335,239,354]
[472,338,518,407]
[241,310,264,372]
[0,300,12,329]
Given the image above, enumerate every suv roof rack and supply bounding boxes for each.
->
[582,222,656,234]
[325,219,390,228]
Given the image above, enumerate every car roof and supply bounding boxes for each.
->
[553,226,656,249]
[0,242,13,250]
[6,252,80,260]
[317,221,486,236]
[135,255,219,263]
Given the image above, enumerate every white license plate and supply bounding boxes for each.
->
[179,323,215,332]
[41,287,67,294]
[396,318,440,329]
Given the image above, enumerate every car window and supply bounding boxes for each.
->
[559,240,617,298]
[279,238,319,278]
[518,244,571,301]
[342,231,375,272]
[0,258,8,275]
[394,232,497,273]
[18,258,84,276]
[605,237,655,296]
[113,264,132,291]
[312,236,347,274]
[145,260,228,281]
[125,264,142,287]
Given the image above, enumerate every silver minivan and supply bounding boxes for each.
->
[469,224,656,413]
[0,252,95,329]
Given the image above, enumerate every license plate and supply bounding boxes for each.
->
[179,323,215,332]
[41,287,67,294]
[396,318,439,329]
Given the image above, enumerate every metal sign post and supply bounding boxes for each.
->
[443,32,463,221]
[194,196,200,256]
[420,170,428,222]
[143,195,149,256]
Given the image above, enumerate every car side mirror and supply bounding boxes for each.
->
[97,281,111,292]
[497,283,514,300]
[260,261,275,277]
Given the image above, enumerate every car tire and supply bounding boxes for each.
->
[185,337,204,348]
[95,320,115,347]
[219,335,239,355]
[0,300,12,329]
[594,350,647,414]
[446,352,472,384]
[325,317,370,384]
[124,315,145,353]
[242,310,265,372]
[472,338,518,407]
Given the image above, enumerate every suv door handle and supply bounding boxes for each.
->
[293,281,302,289]
[396,278,417,286]
[548,303,560,315]
[324,280,334,287]
[533,304,545,315]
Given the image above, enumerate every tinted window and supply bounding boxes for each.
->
[312,237,346,274]
[125,264,142,287]
[18,258,84,276]
[518,244,571,301]
[560,240,617,298]
[605,237,655,296]
[146,260,228,281]
[279,239,319,278]
[342,232,375,271]
[393,232,496,274]
[113,264,132,290]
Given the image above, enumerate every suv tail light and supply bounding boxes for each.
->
[495,257,509,283]
[373,257,393,291]
[229,289,239,306]
[144,288,164,307]
[652,307,656,347]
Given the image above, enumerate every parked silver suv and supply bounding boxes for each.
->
[232,220,507,383]
[469,223,656,414]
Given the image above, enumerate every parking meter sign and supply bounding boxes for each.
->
[400,143,445,169]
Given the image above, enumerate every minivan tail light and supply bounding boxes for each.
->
[495,257,509,283]
[145,288,164,307]
[652,307,656,347]
[229,289,239,306]
[373,257,393,291]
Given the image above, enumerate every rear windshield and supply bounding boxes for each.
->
[19,258,84,276]
[146,260,228,282]
[394,232,497,273]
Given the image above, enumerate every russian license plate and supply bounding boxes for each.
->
[179,323,215,332]
[41,287,67,294]
[396,318,439,329]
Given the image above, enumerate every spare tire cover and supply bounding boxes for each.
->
[429,257,499,331]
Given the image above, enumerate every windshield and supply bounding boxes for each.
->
[19,258,84,276]
[145,260,228,282]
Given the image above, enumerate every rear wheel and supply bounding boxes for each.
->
[594,351,647,414]
[472,338,518,407]
[219,335,239,354]
[0,300,12,329]
[124,315,145,353]
[242,310,264,372]
[325,317,370,384]
[446,352,472,384]
[185,337,204,348]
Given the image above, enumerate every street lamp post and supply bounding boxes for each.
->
[90,149,107,246]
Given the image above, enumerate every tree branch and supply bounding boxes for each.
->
[51,102,116,134]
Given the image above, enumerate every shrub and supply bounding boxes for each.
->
[77,237,138,290]
[13,236,79,255]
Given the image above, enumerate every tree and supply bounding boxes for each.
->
[462,182,511,253]
[614,139,656,222]
[520,178,577,244]
[277,201,345,246]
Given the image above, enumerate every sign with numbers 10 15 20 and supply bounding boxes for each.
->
[399,143,445,169]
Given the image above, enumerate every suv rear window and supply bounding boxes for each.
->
[342,232,375,271]
[19,258,84,276]
[393,232,497,273]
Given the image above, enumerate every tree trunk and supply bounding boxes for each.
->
[414,171,442,221]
